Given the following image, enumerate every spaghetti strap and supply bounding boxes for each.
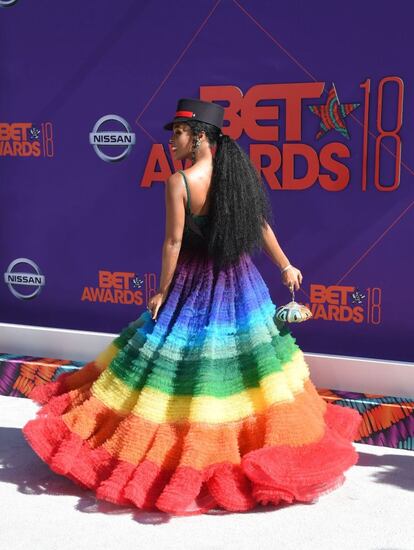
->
[178,170,191,215]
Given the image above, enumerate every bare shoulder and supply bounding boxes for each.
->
[166,170,185,187]
[165,171,186,204]
[178,166,211,185]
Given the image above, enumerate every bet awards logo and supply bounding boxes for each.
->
[89,115,136,163]
[0,122,54,158]
[4,258,46,300]
[304,283,381,324]
[81,270,144,305]
[151,79,399,193]
[0,0,19,6]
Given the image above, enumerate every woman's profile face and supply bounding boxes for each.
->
[169,123,193,160]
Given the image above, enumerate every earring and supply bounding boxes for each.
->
[191,138,201,165]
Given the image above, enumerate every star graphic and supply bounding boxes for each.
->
[308,83,360,140]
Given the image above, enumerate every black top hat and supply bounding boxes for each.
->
[163,98,224,131]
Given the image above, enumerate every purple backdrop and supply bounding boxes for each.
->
[0,0,412,362]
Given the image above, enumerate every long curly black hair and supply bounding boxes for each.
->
[186,119,275,271]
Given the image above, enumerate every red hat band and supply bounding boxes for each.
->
[175,110,195,118]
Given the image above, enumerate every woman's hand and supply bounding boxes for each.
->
[281,265,303,292]
[147,291,167,321]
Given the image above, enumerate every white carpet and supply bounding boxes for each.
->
[1,395,413,550]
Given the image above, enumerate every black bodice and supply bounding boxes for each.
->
[179,170,211,251]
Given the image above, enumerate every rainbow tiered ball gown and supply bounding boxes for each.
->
[22,172,362,515]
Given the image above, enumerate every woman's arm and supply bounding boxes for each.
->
[261,221,291,271]
[157,173,185,294]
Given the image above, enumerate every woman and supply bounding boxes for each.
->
[22,98,362,516]
[148,99,302,322]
